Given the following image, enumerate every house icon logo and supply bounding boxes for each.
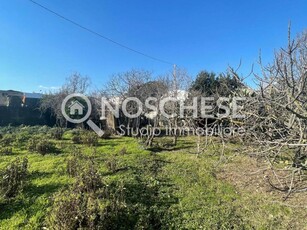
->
[69,100,85,115]
[61,93,105,137]
[61,94,91,123]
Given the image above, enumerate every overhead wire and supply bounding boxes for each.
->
[28,0,174,65]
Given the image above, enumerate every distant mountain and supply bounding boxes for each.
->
[0,90,43,99]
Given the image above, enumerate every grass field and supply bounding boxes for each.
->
[0,126,306,229]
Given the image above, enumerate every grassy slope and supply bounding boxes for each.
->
[0,130,306,229]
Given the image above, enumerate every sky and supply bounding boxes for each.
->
[1,0,307,93]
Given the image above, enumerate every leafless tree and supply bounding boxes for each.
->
[100,68,192,147]
[40,73,91,126]
[232,27,307,197]
[161,67,192,146]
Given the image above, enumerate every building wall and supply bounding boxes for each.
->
[0,106,55,126]
[0,90,53,126]
[0,94,8,106]
[0,90,23,107]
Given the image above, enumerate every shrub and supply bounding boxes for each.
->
[81,132,99,146]
[27,137,56,155]
[0,147,13,156]
[16,131,31,141]
[46,159,134,229]
[0,134,15,146]
[66,157,79,177]
[50,127,64,140]
[35,139,56,155]
[27,138,38,152]
[0,157,28,199]
[70,129,84,144]
[72,135,82,144]
[14,132,32,148]
[46,189,123,230]
[37,125,52,134]
[66,153,82,177]
[47,161,108,229]
[45,190,81,229]
[47,154,175,229]
[77,162,103,193]
[71,129,102,145]
[0,125,16,134]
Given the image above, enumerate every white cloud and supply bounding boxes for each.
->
[38,85,60,90]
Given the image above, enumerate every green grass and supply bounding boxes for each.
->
[0,127,306,229]
[0,130,154,229]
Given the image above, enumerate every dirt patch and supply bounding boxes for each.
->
[217,154,307,208]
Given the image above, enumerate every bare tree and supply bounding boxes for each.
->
[162,67,191,146]
[100,68,192,147]
[40,73,91,126]
[232,28,307,197]
[101,69,152,130]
